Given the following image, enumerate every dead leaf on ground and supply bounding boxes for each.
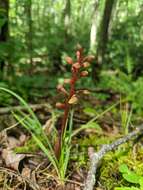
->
[2,149,25,171]
[19,134,27,145]
[21,167,31,178]
[7,136,21,149]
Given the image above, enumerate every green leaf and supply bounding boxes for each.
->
[119,164,130,173]
[123,172,140,184]
[139,177,143,188]
[115,187,139,190]
[83,107,97,116]
[83,122,101,129]
[0,18,6,28]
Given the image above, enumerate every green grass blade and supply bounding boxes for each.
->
[13,112,59,176]
[0,87,41,125]
[13,111,58,165]
[72,101,122,137]
[59,109,74,180]
[31,133,59,176]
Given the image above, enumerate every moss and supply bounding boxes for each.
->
[98,143,143,189]
[79,134,117,149]
[14,136,46,153]
[77,133,143,190]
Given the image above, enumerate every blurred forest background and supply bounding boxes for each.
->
[0,0,143,113]
[1,1,143,189]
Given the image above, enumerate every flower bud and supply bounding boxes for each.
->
[76,51,80,60]
[64,78,71,84]
[65,56,73,64]
[83,62,90,68]
[82,89,90,95]
[73,62,81,69]
[57,84,68,95]
[56,102,66,109]
[80,71,88,77]
[57,84,63,90]
[83,55,95,62]
[68,95,78,104]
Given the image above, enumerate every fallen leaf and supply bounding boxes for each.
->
[7,136,21,149]
[19,134,27,145]
[21,167,31,178]
[2,149,25,171]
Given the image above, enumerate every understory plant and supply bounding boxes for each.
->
[55,46,94,159]
[100,71,143,113]
[0,46,94,183]
[120,102,132,135]
[115,164,143,190]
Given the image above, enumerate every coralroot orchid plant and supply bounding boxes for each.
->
[55,46,95,160]
[0,46,94,183]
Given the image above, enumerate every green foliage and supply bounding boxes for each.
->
[11,74,49,100]
[119,164,130,173]
[95,143,143,190]
[0,0,142,110]
[15,137,40,153]
[0,82,13,105]
[0,8,7,28]
[120,103,132,134]
[83,107,97,117]
[100,71,143,113]
[115,187,139,190]
[0,87,74,183]
[106,0,143,76]
[115,164,143,190]
[73,102,119,137]
[1,0,143,188]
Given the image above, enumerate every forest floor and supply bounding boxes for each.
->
[0,90,143,190]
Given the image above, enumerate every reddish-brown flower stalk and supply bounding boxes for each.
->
[55,47,94,159]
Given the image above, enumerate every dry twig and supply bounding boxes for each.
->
[84,125,143,190]
[0,103,52,115]
[0,167,39,190]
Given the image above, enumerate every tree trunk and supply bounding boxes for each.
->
[92,0,116,82]
[97,0,116,64]
[25,0,33,74]
[63,0,71,42]
[90,0,100,52]
[0,0,9,74]
[108,0,119,40]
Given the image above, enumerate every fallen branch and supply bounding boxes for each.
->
[0,103,52,115]
[84,125,143,190]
